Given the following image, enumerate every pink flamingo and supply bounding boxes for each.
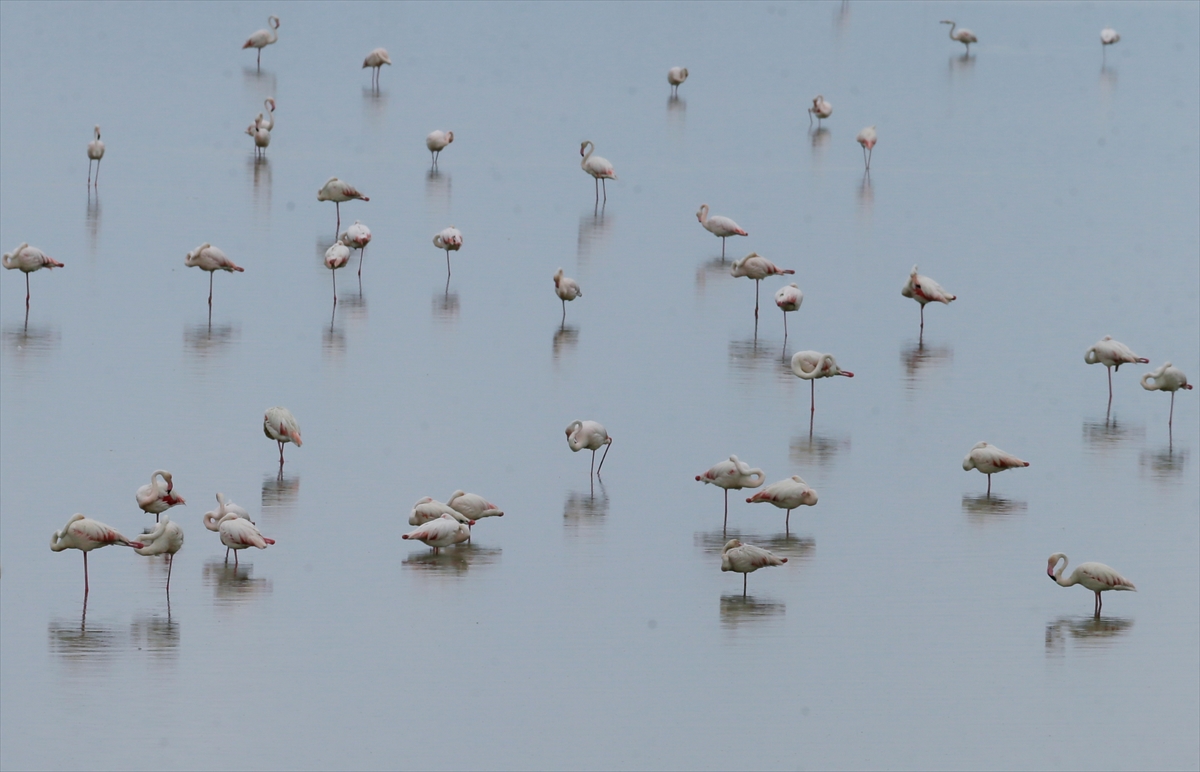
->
[791,351,854,415]
[340,221,372,277]
[204,493,253,561]
[324,243,351,303]
[856,126,877,171]
[580,141,617,204]
[264,406,302,466]
[721,539,787,596]
[243,15,280,69]
[4,243,63,309]
[696,455,765,530]
[134,515,185,591]
[136,470,186,523]
[185,243,244,306]
[696,204,748,259]
[1047,553,1135,616]
[1086,336,1149,407]
[746,475,818,530]
[1141,362,1193,431]
[402,513,472,554]
[317,178,369,235]
[217,512,274,566]
[50,514,144,595]
[363,48,391,88]
[962,441,1028,495]
[731,253,794,320]
[86,125,105,187]
[901,265,955,335]
[566,420,612,480]
[774,283,803,341]
[433,226,463,277]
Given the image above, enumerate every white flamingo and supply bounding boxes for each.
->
[433,226,463,277]
[667,66,688,96]
[408,497,472,526]
[791,351,854,415]
[554,268,582,325]
[721,539,787,596]
[135,516,185,591]
[1047,553,1135,616]
[901,265,956,335]
[746,476,818,530]
[1085,336,1149,406]
[696,455,765,530]
[264,406,302,466]
[217,512,274,566]
[136,470,186,523]
[962,441,1029,495]
[856,126,877,171]
[3,243,63,308]
[243,16,280,68]
[941,20,977,53]
[580,141,617,204]
[1101,27,1120,47]
[324,243,351,304]
[86,125,105,187]
[363,48,391,88]
[255,98,276,131]
[402,513,472,554]
[1141,362,1193,430]
[340,221,372,278]
[317,178,369,235]
[566,420,612,479]
[448,491,504,523]
[731,253,794,320]
[185,243,244,306]
[808,95,832,126]
[246,121,270,155]
[50,514,144,595]
[775,284,803,341]
[696,204,748,259]
[203,493,253,561]
[426,131,454,166]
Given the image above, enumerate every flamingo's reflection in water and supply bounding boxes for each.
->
[1045,615,1133,655]
[961,494,1027,521]
[694,529,815,563]
[1082,416,1144,451]
[1140,444,1189,481]
[433,285,460,323]
[564,487,609,531]
[552,325,579,362]
[790,432,848,468]
[402,544,502,576]
[184,322,238,359]
[720,595,786,629]
[4,323,60,358]
[48,604,120,665]
[130,611,180,662]
[203,559,272,607]
[261,472,300,516]
[900,341,952,386]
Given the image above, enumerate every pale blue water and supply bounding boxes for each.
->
[1,2,1197,770]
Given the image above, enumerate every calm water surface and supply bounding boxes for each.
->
[2,2,1197,770]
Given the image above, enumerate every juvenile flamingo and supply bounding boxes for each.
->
[86,125,104,187]
[134,516,185,591]
[580,141,617,204]
[1047,553,1135,616]
[941,20,977,53]
[962,441,1028,495]
[136,470,186,523]
[3,243,63,309]
[1141,362,1193,431]
[402,513,472,554]
[554,268,582,326]
[324,243,351,303]
[1085,336,1149,407]
[901,265,956,335]
[775,284,803,342]
[203,493,253,561]
[856,126,877,171]
[217,512,274,566]
[566,420,612,480]
[696,455,765,530]
[264,406,302,466]
[721,539,787,596]
[746,475,818,530]
[731,253,794,320]
[243,16,280,68]
[363,48,391,88]
[185,243,244,306]
[50,514,143,595]
[340,221,372,277]
[433,226,463,277]
[426,131,454,166]
[808,95,832,126]
[791,351,854,415]
[317,178,369,235]
[696,204,748,259]
[667,66,688,96]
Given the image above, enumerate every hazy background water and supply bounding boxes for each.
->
[1,2,1197,770]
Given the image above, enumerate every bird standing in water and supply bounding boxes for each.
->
[264,406,302,466]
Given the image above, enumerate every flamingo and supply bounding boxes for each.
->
[791,351,854,416]
[1047,553,1135,616]
[901,265,956,335]
[264,406,302,466]
[808,95,832,126]
[731,253,794,320]
[134,515,184,591]
[203,493,253,561]
[402,513,472,554]
[408,497,472,526]
[433,226,463,277]
[317,178,369,236]
[721,539,787,596]
[217,512,274,566]
[696,204,748,260]
[340,221,372,277]
[856,126,877,171]
[86,125,104,187]
[324,243,351,303]
[426,131,454,167]
[580,141,617,204]
[696,455,765,530]
[50,514,143,595]
[962,441,1028,495]
[775,284,803,342]
[136,470,186,523]
[1085,336,1149,407]
[363,48,391,88]
[667,66,688,96]
[1141,362,1193,430]
[243,15,280,68]
[1101,27,1120,47]
[185,243,244,306]
[245,121,270,156]
[941,20,977,53]
[3,243,64,309]
[256,98,276,131]
[566,420,612,480]
[554,268,582,326]
[746,475,818,530]
[448,490,504,525]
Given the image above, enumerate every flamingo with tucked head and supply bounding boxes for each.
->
[774,284,803,342]
[363,48,391,88]
[3,243,63,309]
[217,512,274,566]
[433,226,463,278]
[185,243,244,306]
[566,420,612,480]
[264,406,302,466]
[135,516,185,591]
[50,514,143,595]
[856,126,877,171]
[1085,336,1149,407]
[696,455,765,530]
[962,441,1028,496]
[791,351,854,415]
[747,475,818,530]
[553,268,582,326]
[402,513,472,554]
[808,95,832,126]
[136,470,186,523]
[731,253,794,320]
[1047,553,1135,616]
[580,141,617,204]
[426,131,454,167]
[1141,362,1193,431]
[408,497,472,526]
[317,178,369,236]
[87,125,105,186]
[667,67,688,96]
[696,204,747,259]
[324,243,351,303]
[243,16,280,68]
[204,493,253,561]
[901,265,956,335]
[721,539,787,596]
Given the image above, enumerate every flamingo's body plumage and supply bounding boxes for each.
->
[696,204,747,259]
[50,514,143,594]
[402,513,472,553]
[731,252,794,320]
[135,516,184,590]
[667,66,688,96]
[1086,335,1149,406]
[746,475,818,530]
[901,265,956,334]
[1047,553,1135,616]
[264,406,302,466]
[4,243,63,308]
[1142,361,1193,430]
[566,419,612,479]
[962,441,1028,495]
[554,268,582,325]
[409,497,472,527]
[426,130,453,166]
[363,48,391,88]
[243,16,280,67]
[340,221,373,277]
[791,351,854,415]
[317,178,369,235]
[433,226,463,277]
[217,512,274,565]
[808,95,832,126]
[136,470,186,522]
[697,455,765,529]
[775,283,803,340]
[856,126,877,171]
[580,141,617,204]
[185,243,244,306]
[721,539,787,596]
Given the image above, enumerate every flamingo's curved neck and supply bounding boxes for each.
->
[580,143,593,167]
[1053,557,1074,587]
[946,22,957,39]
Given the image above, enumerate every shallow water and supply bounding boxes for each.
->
[1,2,1197,770]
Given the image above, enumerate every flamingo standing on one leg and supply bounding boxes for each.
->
[448,490,504,539]
[317,178,369,236]
[3,243,64,309]
[941,20,977,53]
[86,125,105,187]
[746,475,818,530]
[135,515,185,592]
[580,141,617,205]
[731,253,794,321]
[185,243,244,307]
[433,226,463,278]
[721,539,787,597]
[264,406,302,466]
[775,283,803,343]
[696,204,747,260]
[339,221,372,278]
[408,497,473,526]
[667,67,688,96]
[901,265,956,337]
[136,470,186,523]
[50,514,144,595]
[402,513,472,554]
[243,16,280,69]
[791,351,854,417]
[1047,553,1135,617]
[566,420,612,480]
[553,268,582,326]
[1085,336,1149,409]
[426,131,454,167]
[245,121,270,156]
[696,455,765,531]
[962,441,1029,496]
[217,512,274,566]
[1141,362,1193,432]
[363,48,391,88]
[204,493,253,561]
[808,95,832,127]
[856,126,877,171]
[257,98,276,131]
[324,243,351,304]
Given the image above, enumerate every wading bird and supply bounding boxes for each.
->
[204,493,253,561]
[696,204,747,259]
[1101,27,1120,48]
[962,441,1028,495]
[580,141,617,204]
[50,514,143,595]
[243,15,280,68]
[256,98,275,131]
[566,420,612,480]
[746,475,818,530]
[135,515,184,591]
[363,48,391,88]
[426,130,453,167]
[856,126,877,171]
[808,95,832,126]
[324,242,351,303]
[941,20,977,53]
[340,221,372,278]
[409,497,472,526]
[775,284,803,342]
[402,513,472,554]
[667,66,688,96]
[136,470,185,523]
[3,243,63,309]
[1047,553,1135,616]
[731,253,794,320]
[433,226,463,277]
[185,243,244,306]
[1141,362,1193,431]
[791,351,854,415]
[1085,336,1149,407]
[86,125,104,187]
[317,177,369,235]
[264,406,302,466]
[246,121,270,156]
[696,455,765,530]
[553,268,582,326]
[901,265,956,336]
[217,512,274,566]
[448,491,504,524]
[721,539,787,596]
